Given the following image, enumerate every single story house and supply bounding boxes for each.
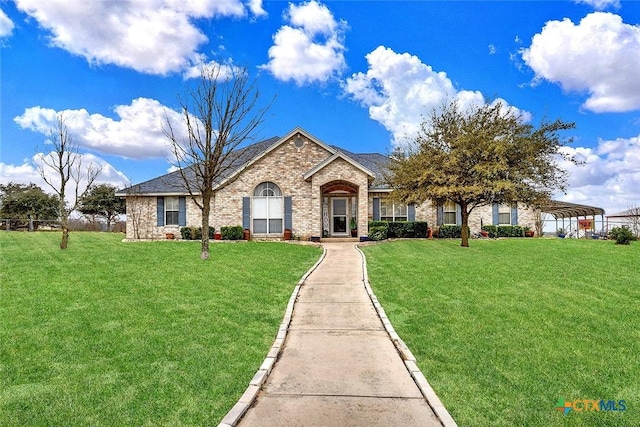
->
[116,127,536,240]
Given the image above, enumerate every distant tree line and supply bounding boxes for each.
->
[0,182,125,231]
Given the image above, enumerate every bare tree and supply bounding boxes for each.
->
[124,183,145,240]
[534,210,548,238]
[37,114,101,249]
[626,204,640,237]
[164,64,270,260]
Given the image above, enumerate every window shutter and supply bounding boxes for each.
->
[456,204,462,226]
[492,203,499,225]
[511,204,518,225]
[373,198,380,221]
[242,197,250,230]
[284,196,292,230]
[436,205,443,226]
[157,197,164,226]
[408,204,416,222]
[178,196,186,226]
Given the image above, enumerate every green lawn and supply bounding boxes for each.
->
[0,232,321,426]
[362,239,639,427]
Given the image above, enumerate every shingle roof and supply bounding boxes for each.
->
[117,136,390,195]
[331,146,391,189]
[116,137,280,195]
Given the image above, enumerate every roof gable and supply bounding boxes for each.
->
[116,127,391,195]
[303,152,375,180]
[214,127,338,189]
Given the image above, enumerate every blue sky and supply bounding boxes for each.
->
[1,0,639,215]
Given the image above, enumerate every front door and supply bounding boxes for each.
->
[331,198,348,236]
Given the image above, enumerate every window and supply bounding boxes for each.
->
[380,200,408,221]
[443,201,457,225]
[498,204,511,225]
[165,197,179,225]
[252,182,283,233]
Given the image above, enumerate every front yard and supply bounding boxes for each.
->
[362,239,639,426]
[0,232,321,426]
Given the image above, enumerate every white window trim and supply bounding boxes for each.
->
[380,200,408,221]
[498,204,512,225]
[165,196,179,226]
[443,201,457,225]
[252,182,283,234]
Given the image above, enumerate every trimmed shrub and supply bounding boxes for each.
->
[221,225,243,240]
[368,220,389,228]
[501,225,524,237]
[481,225,498,238]
[610,226,634,245]
[180,226,192,240]
[481,225,525,238]
[179,226,214,240]
[387,221,415,238]
[438,225,463,239]
[414,221,429,238]
[369,225,388,241]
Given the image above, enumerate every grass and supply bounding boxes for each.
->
[362,238,640,426]
[0,232,321,426]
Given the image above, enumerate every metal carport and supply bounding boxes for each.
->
[538,200,606,238]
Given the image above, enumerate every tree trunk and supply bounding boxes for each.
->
[59,202,69,249]
[460,204,470,248]
[200,194,211,260]
[60,220,69,249]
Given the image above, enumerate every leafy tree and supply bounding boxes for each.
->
[387,99,576,247]
[0,183,58,229]
[78,183,126,230]
[164,63,270,260]
[37,114,101,249]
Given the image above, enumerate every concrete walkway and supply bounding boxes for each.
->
[222,243,455,426]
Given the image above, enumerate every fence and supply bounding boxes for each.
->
[1,219,125,233]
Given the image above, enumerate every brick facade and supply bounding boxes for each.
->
[123,129,537,240]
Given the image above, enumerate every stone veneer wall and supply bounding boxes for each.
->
[124,194,211,240]
[213,135,334,240]
[366,194,537,234]
[311,157,370,238]
[125,132,538,239]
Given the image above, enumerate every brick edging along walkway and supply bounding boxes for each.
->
[218,244,327,427]
[220,244,456,427]
[355,245,457,427]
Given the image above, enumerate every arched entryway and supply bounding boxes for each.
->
[321,181,359,237]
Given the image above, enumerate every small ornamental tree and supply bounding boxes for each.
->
[387,99,577,247]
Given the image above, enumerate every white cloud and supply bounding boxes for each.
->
[557,135,640,214]
[521,12,640,113]
[14,98,189,160]
[247,0,267,17]
[12,0,262,75]
[182,56,241,80]
[343,46,530,146]
[0,8,14,38]
[574,0,620,10]
[0,153,130,202]
[261,0,347,85]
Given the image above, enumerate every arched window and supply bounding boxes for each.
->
[253,182,282,197]
[252,182,283,233]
